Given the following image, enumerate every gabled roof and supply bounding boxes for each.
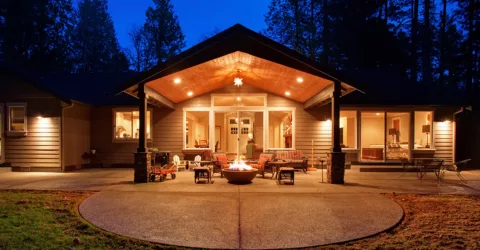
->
[120,24,362,105]
[39,72,139,106]
[0,61,72,104]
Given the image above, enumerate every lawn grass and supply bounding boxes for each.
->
[1,190,479,249]
[0,190,181,250]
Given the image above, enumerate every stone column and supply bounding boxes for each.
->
[134,83,149,183]
[134,152,151,183]
[328,80,345,184]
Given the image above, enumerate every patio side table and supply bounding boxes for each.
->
[271,161,289,179]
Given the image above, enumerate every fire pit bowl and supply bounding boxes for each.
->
[222,169,258,184]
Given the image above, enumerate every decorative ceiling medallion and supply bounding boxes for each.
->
[234,77,243,87]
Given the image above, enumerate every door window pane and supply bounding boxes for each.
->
[361,112,385,161]
[386,112,410,160]
[268,111,293,149]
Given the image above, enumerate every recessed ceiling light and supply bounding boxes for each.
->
[187,91,193,97]
[174,78,181,84]
[296,77,303,83]
[285,91,291,96]
[236,97,242,101]
[376,113,380,116]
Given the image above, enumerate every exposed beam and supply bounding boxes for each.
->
[303,84,334,109]
[144,86,175,109]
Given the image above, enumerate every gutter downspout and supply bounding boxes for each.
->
[452,107,465,163]
[61,101,75,172]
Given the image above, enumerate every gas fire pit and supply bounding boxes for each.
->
[222,160,258,184]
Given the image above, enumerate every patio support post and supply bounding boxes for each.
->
[328,80,345,184]
[134,83,151,183]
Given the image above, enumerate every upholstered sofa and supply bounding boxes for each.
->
[268,150,308,173]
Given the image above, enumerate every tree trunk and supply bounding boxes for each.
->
[439,0,446,86]
[411,0,419,83]
[294,0,300,52]
[322,0,329,64]
[466,0,474,94]
[422,0,432,85]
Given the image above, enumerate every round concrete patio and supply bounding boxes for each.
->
[79,189,404,249]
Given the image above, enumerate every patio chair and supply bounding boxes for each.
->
[440,159,472,183]
[251,153,274,178]
[173,155,187,172]
[212,153,229,178]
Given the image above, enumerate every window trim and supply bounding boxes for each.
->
[266,107,296,150]
[6,103,27,135]
[112,108,153,143]
[183,108,212,150]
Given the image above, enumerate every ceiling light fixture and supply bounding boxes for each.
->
[236,97,242,102]
[285,91,291,96]
[234,77,243,87]
[174,78,181,84]
[376,113,380,116]
[297,77,304,83]
[187,91,193,97]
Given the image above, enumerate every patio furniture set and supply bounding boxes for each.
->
[401,157,472,183]
[157,150,308,184]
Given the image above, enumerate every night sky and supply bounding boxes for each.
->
[107,0,270,50]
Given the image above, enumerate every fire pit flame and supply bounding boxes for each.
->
[228,160,253,171]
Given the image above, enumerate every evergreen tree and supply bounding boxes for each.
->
[0,0,75,72]
[142,0,185,67]
[73,0,129,73]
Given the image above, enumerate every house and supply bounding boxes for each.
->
[0,24,473,183]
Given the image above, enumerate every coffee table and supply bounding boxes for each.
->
[270,161,289,179]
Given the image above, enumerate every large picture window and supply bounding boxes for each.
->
[414,111,433,149]
[268,110,293,149]
[185,111,210,149]
[114,110,151,141]
[340,111,357,149]
[8,104,27,132]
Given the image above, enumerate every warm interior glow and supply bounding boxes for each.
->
[285,91,291,96]
[36,116,44,120]
[228,159,253,171]
[296,77,304,83]
[444,120,451,123]
[174,78,181,84]
[187,91,193,96]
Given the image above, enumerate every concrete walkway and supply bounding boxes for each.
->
[2,166,480,249]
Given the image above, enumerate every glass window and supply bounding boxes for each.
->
[114,110,151,140]
[8,106,26,132]
[386,112,410,160]
[268,110,293,149]
[340,111,357,148]
[414,111,433,149]
[213,96,265,107]
[185,111,209,149]
[361,112,385,161]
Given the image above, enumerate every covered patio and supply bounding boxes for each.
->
[120,24,361,184]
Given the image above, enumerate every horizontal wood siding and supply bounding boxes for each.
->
[433,121,454,164]
[5,117,61,169]
[90,107,156,166]
[63,102,91,170]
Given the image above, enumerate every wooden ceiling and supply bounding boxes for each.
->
[145,51,333,103]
